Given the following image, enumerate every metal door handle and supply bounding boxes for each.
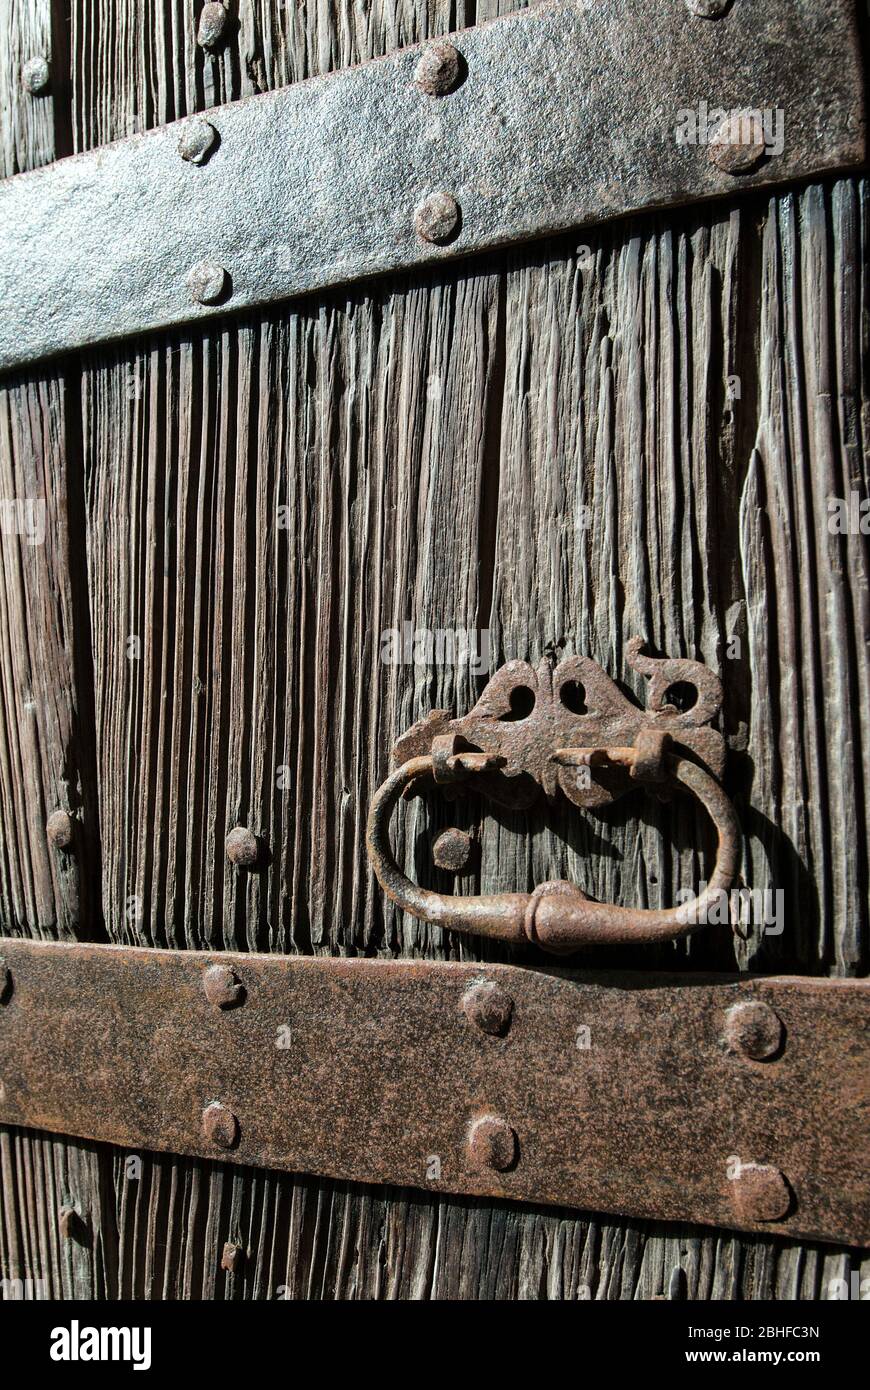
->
[366,640,740,954]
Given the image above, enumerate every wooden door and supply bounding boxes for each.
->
[0,0,867,1301]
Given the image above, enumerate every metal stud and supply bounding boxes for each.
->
[197,2,231,52]
[730,1162,791,1223]
[684,0,730,16]
[432,827,473,873]
[467,1115,518,1172]
[59,1205,87,1242]
[178,119,219,165]
[202,1101,239,1149]
[22,56,50,95]
[203,962,245,1009]
[221,1241,243,1272]
[414,41,461,96]
[414,192,461,245]
[187,259,228,305]
[46,810,74,850]
[708,112,766,175]
[723,1000,783,1060]
[225,826,258,867]
[462,981,514,1036]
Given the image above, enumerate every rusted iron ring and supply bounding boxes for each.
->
[366,746,740,954]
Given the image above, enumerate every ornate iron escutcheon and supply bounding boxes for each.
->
[367,640,740,953]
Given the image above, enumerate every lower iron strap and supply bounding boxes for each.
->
[0,938,866,1246]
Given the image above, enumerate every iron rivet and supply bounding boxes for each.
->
[197,2,231,51]
[684,0,729,16]
[708,113,766,175]
[203,962,245,1009]
[0,958,10,1004]
[202,1101,239,1149]
[730,1163,791,1223]
[46,810,74,851]
[178,118,218,165]
[22,56,50,95]
[432,827,473,873]
[724,1000,783,1060]
[59,1205,87,1242]
[225,826,259,868]
[187,259,228,305]
[414,41,461,97]
[414,191,461,245]
[221,1241,243,1272]
[467,1115,518,1172]
[462,981,514,1037]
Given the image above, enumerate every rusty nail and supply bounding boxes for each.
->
[724,1000,783,1060]
[197,2,231,51]
[46,809,75,851]
[187,260,228,305]
[684,0,729,16]
[414,41,461,97]
[225,825,259,868]
[221,1241,243,1272]
[730,1163,791,1223]
[178,118,218,165]
[22,56,50,95]
[462,980,514,1037]
[203,962,245,1009]
[59,1205,86,1242]
[414,192,461,245]
[0,958,10,1004]
[708,113,766,175]
[432,827,473,873]
[202,1101,239,1149]
[467,1115,518,1172]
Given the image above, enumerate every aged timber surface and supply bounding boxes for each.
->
[0,0,868,1299]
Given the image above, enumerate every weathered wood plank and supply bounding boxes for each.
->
[1,0,868,1303]
[0,0,58,178]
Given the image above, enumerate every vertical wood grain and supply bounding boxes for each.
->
[1,0,867,1302]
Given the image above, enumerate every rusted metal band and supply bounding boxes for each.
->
[0,0,864,372]
[0,939,867,1245]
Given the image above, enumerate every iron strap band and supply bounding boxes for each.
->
[0,0,865,372]
[0,938,867,1245]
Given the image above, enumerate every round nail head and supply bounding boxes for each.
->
[462,981,514,1036]
[197,2,231,51]
[414,42,461,96]
[202,1101,239,1149]
[178,118,218,165]
[467,1115,518,1172]
[46,810,74,850]
[709,113,766,175]
[432,827,473,873]
[730,1163,791,1223]
[203,962,245,1008]
[724,1000,783,1060]
[225,826,259,867]
[415,191,461,245]
[22,56,50,95]
[187,260,228,305]
[685,0,729,16]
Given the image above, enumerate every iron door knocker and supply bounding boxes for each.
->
[367,639,740,954]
